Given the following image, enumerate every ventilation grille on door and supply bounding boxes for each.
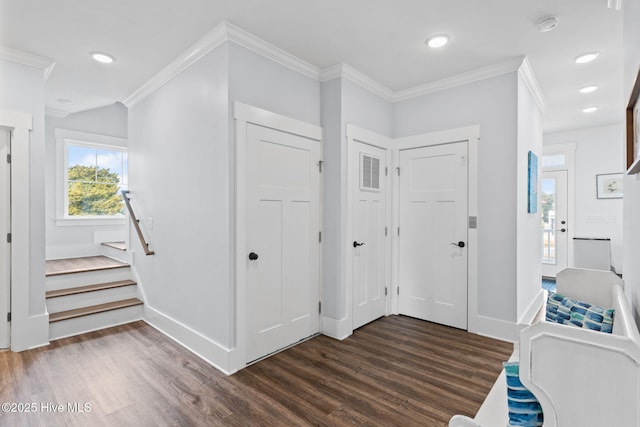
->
[361,153,380,191]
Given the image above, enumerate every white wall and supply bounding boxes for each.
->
[394,73,519,330]
[516,73,543,322]
[227,42,321,126]
[129,43,233,349]
[320,78,343,320]
[45,103,128,259]
[623,0,640,324]
[545,124,624,274]
[0,58,48,349]
[320,77,393,326]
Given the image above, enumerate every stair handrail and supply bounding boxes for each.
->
[121,190,155,256]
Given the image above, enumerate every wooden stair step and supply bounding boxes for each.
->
[101,241,126,251]
[49,298,143,323]
[46,280,137,299]
[46,256,129,277]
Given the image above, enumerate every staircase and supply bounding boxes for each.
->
[45,248,143,340]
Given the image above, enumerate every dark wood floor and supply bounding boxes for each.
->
[0,316,512,426]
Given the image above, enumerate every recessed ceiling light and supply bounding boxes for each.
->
[57,98,73,104]
[582,106,599,113]
[579,85,599,94]
[536,16,559,32]
[426,34,450,48]
[91,51,115,64]
[575,52,599,64]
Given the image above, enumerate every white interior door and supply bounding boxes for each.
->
[0,128,10,348]
[398,141,468,330]
[541,170,568,278]
[246,123,320,363]
[351,142,388,330]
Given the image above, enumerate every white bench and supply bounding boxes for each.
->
[450,268,640,427]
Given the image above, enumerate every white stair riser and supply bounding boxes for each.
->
[47,285,138,313]
[49,305,143,341]
[46,268,131,291]
[101,245,128,263]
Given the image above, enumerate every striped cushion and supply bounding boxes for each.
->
[504,362,543,427]
[546,292,614,333]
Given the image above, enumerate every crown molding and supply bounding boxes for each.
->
[225,22,320,80]
[45,108,71,118]
[123,21,228,107]
[123,22,546,111]
[518,57,548,114]
[393,57,526,103]
[0,45,55,80]
[320,63,394,102]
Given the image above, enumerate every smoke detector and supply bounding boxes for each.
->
[537,16,559,33]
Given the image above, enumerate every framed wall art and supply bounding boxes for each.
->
[596,173,624,199]
[626,67,640,174]
[528,151,538,213]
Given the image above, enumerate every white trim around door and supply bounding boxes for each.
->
[232,102,323,372]
[345,124,393,332]
[393,125,480,334]
[0,110,49,351]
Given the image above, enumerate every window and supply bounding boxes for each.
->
[55,129,128,225]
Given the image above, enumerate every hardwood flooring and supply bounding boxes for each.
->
[0,316,512,426]
[45,256,129,277]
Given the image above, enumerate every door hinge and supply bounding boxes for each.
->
[385,287,388,296]
[385,227,388,236]
[319,231,322,243]
[397,227,400,236]
[385,167,388,176]
[318,301,322,314]
[6,154,10,164]
[396,167,400,176]
[7,312,11,322]
[397,287,400,295]
[6,233,11,243]
[318,160,324,172]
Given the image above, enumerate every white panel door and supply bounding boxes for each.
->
[541,170,568,278]
[398,141,468,329]
[351,142,388,330]
[0,128,10,348]
[246,123,320,363]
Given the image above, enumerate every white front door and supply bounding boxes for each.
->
[541,170,568,278]
[245,122,321,363]
[398,141,468,330]
[351,142,388,330]
[0,128,10,348]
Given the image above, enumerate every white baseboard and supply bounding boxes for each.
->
[321,315,352,340]
[473,314,518,343]
[143,305,235,375]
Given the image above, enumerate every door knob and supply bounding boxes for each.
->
[248,252,259,260]
[450,241,465,248]
[353,241,365,248]
[560,228,566,233]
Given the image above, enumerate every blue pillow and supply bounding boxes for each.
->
[504,362,543,427]
[546,291,614,333]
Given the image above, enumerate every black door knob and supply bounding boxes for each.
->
[248,252,259,260]
[560,228,566,233]
[353,241,365,248]
[450,241,465,248]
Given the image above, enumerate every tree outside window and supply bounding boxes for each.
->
[66,145,128,216]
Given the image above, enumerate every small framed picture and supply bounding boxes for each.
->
[596,173,624,199]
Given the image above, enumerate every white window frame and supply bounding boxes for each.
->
[55,129,128,226]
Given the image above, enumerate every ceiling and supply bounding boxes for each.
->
[0,0,624,133]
